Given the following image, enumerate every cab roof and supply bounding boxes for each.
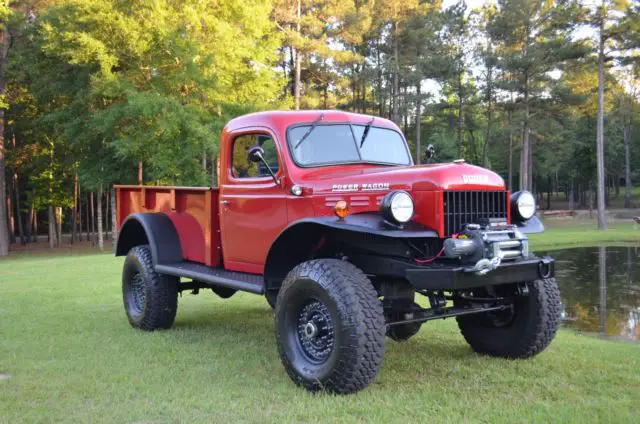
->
[225,110,402,134]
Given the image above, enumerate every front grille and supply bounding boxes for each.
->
[443,191,508,235]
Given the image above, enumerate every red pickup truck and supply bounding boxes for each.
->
[115,110,560,394]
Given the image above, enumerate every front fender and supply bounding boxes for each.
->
[290,214,439,238]
[263,213,438,289]
[515,215,545,234]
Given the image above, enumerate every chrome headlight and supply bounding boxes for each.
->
[381,190,414,224]
[511,190,536,221]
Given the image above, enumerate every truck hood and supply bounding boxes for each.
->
[299,162,505,194]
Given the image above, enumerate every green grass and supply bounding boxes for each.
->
[1,253,639,423]
[529,220,640,250]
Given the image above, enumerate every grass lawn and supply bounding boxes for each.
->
[2,250,639,423]
[529,219,640,250]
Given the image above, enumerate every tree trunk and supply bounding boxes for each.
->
[13,173,25,245]
[48,205,57,249]
[97,185,104,251]
[87,192,93,245]
[138,161,143,185]
[507,109,513,191]
[71,174,78,243]
[55,206,62,245]
[212,154,218,186]
[568,180,575,210]
[78,185,83,241]
[111,187,117,253]
[521,77,531,191]
[7,172,14,244]
[32,204,38,243]
[547,176,552,210]
[624,118,632,208]
[376,37,383,116]
[402,85,409,136]
[104,189,111,240]
[595,1,607,229]
[457,65,464,158]
[0,28,11,256]
[415,83,421,165]
[294,0,302,110]
[26,194,33,243]
[483,44,493,168]
[392,21,399,123]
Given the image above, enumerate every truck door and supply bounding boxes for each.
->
[219,131,288,274]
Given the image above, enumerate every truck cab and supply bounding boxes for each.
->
[115,110,560,395]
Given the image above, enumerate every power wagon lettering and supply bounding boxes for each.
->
[332,182,389,192]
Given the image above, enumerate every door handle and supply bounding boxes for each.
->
[221,200,231,206]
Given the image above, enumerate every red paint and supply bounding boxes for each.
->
[115,186,221,267]
[118,110,510,275]
[166,212,205,263]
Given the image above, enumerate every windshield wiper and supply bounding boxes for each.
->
[294,113,324,149]
[359,117,375,148]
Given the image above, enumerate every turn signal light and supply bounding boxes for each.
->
[334,201,349,219]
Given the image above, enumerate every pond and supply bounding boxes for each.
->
[546,246,640,343]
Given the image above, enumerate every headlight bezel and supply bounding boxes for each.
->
[511,190,536,221]
[380,190,414,224]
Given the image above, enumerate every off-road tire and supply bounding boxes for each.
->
[265,290,278,310]
[456,278,561,358]
[275,259,385,394]
[122,245,178,331]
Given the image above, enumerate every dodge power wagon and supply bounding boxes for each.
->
[115,110,560,394]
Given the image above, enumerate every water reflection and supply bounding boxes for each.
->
[548,246,640,343]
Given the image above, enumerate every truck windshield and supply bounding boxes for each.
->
[287,124,411,167]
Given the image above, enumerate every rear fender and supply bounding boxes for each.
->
[115,213,183,266]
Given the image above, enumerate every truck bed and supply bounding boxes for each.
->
[115,185,221,267]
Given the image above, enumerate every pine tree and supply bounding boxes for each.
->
[489,0,588,190]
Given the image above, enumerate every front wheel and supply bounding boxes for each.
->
[456,278,561,358]
[275,259,385,394]
[122,245,178,331]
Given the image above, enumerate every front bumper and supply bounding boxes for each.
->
[405,256,555,291]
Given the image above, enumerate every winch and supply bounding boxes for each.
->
[443,219,529,275]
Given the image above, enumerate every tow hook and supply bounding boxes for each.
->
[538,257,553,279]
[464,254,503,276]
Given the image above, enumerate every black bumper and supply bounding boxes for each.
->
[405,256,555,291]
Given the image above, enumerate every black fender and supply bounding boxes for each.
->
[115,213,183,266]
[515,215,545,234]
[263,213,438,289]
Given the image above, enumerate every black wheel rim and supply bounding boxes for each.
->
[129,271,147,314]
[296,299,335,364]
[487,304,516,327]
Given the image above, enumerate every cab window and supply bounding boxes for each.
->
[232,134,280,178]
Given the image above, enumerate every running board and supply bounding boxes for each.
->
[155,262,264,294]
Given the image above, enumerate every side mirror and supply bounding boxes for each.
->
[248,145,265,163]
[425,144,435,163]
[247,144,279,185]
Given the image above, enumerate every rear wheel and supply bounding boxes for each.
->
[122,245,178,331]
[456,278,561,358]
[275,259,385,394]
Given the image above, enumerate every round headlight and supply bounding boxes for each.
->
[512,190,536,220]
[381,191,414,224]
